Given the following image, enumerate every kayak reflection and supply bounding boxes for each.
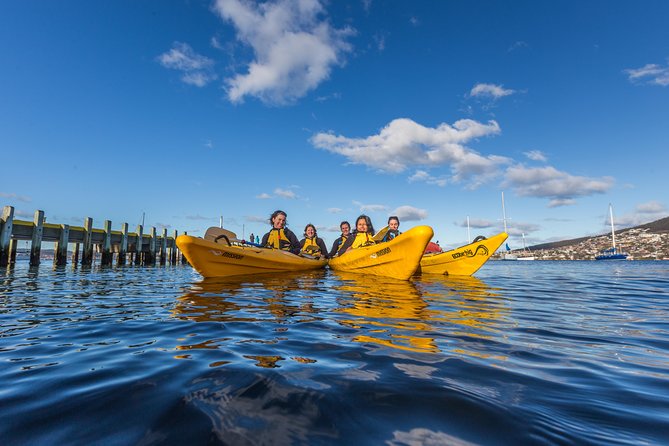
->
[416,274,510,361]
[173,270,327,323]
[334,273,509,358]
[171,271,329,367]
[333,272,440,353]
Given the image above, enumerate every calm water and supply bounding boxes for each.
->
[1,260,668,445]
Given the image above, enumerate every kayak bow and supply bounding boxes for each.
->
[328,225,433,280]
[418,232,508,276]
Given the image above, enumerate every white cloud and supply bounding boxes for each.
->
[408,170,447,187]
[15,210,33,218]
[274,187,297,199]
[524,150,547,162]
[312,118,507,187]
[625,61,669,86]
[503,165,614,206]
[352,200,387,213]
[185,214,215,220]
[636,201,666,214]
[157,42,217,87]
[213,0,354,104]
[456,218,494,229]
[246,215,269,223]
[391,205,428,222]
[0,192,31,202]
[256,187,299,199]
[373,33,386,51]
[327,207,343,213]
[507,41,528,52]
[615,201,669,227]
[469,83,515,99]
[548,198,576,208]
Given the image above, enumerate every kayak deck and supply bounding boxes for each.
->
[328,225,434,280]
[418,232,508,276]
[177,235,327,278]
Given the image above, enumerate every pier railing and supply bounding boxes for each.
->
[0,206,186,267]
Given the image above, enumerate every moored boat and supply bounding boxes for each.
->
[595,203,628,260]
[418,232,508,276]
[177,227,327,278]
[328,225,434,280]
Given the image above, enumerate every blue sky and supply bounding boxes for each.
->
[1,0,668,250]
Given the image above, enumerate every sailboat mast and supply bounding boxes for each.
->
[501,192,508,233]
[609,203,617,250]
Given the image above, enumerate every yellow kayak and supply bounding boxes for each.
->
[176,233,327,278]
[328,225,434,280]
[418,232,508,276]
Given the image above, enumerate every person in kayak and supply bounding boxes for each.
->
[261,210,301,254]
[328,221,351,257]
[299,224,329,259]
[382,215,401,242]
[335,214,376,256]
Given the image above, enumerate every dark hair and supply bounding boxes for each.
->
[340,221,350,230]
[269,210,287,225]
[388,215,400,225]
[303,223,317,237]
[355,214,375,235]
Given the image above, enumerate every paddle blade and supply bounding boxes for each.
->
[373,226,389,242]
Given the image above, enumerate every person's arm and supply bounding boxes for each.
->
[336,233,356,256]
[286,229,301,254]
[328,237,341,257]
[317,238,329,258]
[261,232,270,246]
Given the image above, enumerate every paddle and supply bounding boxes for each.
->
[373,226,389,242]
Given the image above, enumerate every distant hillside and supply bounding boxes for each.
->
[631,216,669,233]
[530,216,669,251]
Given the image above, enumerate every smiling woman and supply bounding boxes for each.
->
[261,210,301,254]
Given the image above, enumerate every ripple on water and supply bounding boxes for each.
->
[1,260,669,444]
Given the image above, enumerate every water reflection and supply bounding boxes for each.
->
[417,275,510,361]
[333,273,510,358]
[173,271,327,323]
[333,273,440,353]
[172,271,330,368]
[171,271,510,365]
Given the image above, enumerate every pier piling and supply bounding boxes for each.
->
[101,220,113,266]
[54,224,69,266]
[119,223,128,266]
[29,211,44,266]
[82,217,94,266]
[135,225,143,265]
[0,206,182,268]
[160,228,168,266]
[0,206,14,267]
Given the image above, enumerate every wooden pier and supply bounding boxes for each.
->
[0,206,186,267]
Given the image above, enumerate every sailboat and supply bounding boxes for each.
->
[500,192,518,260]
[517,233,535,261]
[595,204,628,260]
